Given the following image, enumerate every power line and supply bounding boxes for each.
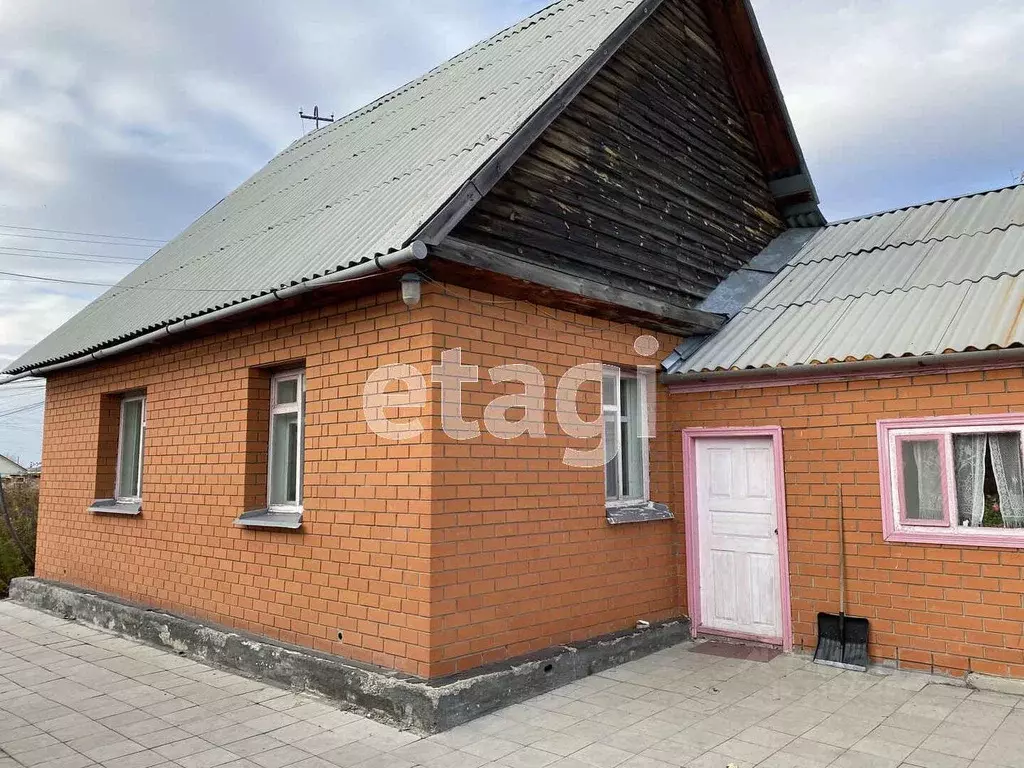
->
[0,392,46,404]
[0,269,263,293]
[0,223,164,244]
[0,246,146,263]
[0,251,146,267]
[0,385,46,394]
[0,232,159,248]
[0,271,117,288]
[0,401,44,419]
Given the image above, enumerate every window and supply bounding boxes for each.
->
[115,394,146,502]
[879,415,1024,546]
[268,370,305,510]
[603,366,650,504]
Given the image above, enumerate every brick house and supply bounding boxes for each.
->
[7,0,1024,699]
[664,188,1024,679]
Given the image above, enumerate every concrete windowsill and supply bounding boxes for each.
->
[235,508,303,530]
[88,499,142,516]
[606,501,673,526]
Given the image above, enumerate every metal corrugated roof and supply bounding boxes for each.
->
[669,184,1024,374]
[7,0,646,375]
[795,184,1024,264]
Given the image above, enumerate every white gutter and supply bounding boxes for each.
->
[3,241,428,383]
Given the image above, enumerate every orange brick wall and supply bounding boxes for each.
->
[426,288,683,677]
[37,283,686,678]
[670,367,1024,679]
[39,290,439,676]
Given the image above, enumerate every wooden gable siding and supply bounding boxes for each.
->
[446,0,785,316]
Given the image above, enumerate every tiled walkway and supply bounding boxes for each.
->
[3,602,1024,768]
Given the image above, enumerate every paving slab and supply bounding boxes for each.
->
[7,601,1024,767]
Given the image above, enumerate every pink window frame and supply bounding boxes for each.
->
[877,413,1024,548]
[893,433,952,527]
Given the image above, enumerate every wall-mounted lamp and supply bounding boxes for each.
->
[400,272,422,308]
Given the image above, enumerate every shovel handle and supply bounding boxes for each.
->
[838,485,845,616]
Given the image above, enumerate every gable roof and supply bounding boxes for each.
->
[0,454,27,475]
[665,184,1024,375]
[7,0,817,377]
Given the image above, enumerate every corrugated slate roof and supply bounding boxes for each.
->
[668,184,1024,374]
[7,0,648,375]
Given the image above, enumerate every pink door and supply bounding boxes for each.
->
[694,436,783,643]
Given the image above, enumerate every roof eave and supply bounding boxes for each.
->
[2,242,428,380]
[662,347,1024,392]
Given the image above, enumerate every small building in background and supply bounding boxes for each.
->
[0,454,29,477]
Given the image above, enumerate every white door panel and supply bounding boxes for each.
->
[696,437,782,640]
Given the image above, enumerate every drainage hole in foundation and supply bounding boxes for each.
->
[543,663,553,674]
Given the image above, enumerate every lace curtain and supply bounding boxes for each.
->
[954,434,987,526]
[911,441,944,520]
[989,433,1024,528]
[951,433,1024,528]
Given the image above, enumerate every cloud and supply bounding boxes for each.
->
[754,0,1024,218]
[0,0,1022,462]
[0,0,544,462]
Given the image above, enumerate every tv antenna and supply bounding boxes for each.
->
[299,105,334,132]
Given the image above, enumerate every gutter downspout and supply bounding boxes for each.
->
[662,347,1024,391]
[3,241,428,383]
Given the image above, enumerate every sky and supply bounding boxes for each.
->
[0,0,1022,464]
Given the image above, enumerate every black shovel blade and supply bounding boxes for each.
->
[814,611,870,671]
[814,611,843,665]
[841,615,870,671]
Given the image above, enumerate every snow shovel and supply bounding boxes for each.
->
[814,485,869,671]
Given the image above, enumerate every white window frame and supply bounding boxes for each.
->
[603,365,651,506]
[114,394,146,503]
[268,370,305,512]
[878,414,1024,547]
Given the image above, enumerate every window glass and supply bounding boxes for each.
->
[604,412,619,497]
[276,378,298,405]
[268,371,304,509]
[953,432,1024,528]
[270,411,299,506]
[602,375,618,408]
[881,417,1024,546]
[900,439,943,521]
[117,398,144,499]
[620,377,643,498]
[602,367,649,503]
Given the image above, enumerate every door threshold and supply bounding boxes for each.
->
[690,637,782,662]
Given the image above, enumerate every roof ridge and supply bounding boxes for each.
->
[823,182,1024,229]
[793,219,1024,267]
[280,0,595,158]
[101,8,644,305]
[166,5,630,251]
[747,268,1024,314]
[214,51,602,208]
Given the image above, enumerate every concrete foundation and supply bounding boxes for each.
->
[9,577,692,733]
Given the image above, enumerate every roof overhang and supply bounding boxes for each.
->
[5,0,821,380]
[419,0,825,245]
[663,347,1024,393]
[703,0,824,227]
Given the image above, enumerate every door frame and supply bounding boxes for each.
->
[682,426,793,651]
